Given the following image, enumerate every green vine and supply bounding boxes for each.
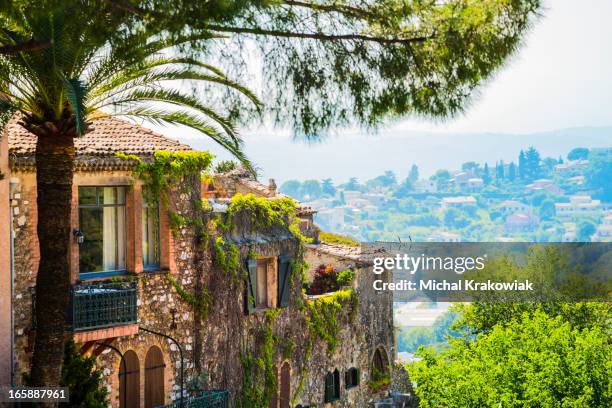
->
[213,236,242,281]
[304,289,358,353]
[220,193,298,232]
[166,273,211,320]
[239,310,281,408]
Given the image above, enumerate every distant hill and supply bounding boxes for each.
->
[184,126,612,184]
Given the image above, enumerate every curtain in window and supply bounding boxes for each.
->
[142,197,160,269]
[102,187,126,271]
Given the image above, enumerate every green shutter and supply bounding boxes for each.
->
[345,370,350,389]
[245,259,257,314]
[324,372,334,403]
[277,256,292,308]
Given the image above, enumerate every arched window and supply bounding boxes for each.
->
[119,350,140,408]
[280,362,291,408]
[145,346,165,408]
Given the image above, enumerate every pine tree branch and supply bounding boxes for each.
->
[205,24,432,45]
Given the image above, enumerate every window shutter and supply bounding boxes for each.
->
[344,370,350,389]
[354,368,360,386]
[277,256,292,308]
[324,372,334,403]
[245,259,257,314]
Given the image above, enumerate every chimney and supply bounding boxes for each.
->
[268,178,277,194]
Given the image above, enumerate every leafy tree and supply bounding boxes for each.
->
[321,178,336,197]
[508,161,517,181]
[409,310,611,408]
[301,179,322,199]
[344,177,361,191]
[394,178,414,197]
[60,338,108,408]
[539,199,556,220]
[567,147,589,161]
[431,169,451,191]
[586,154,612,201]
[495,160,504,180]
[214,160,237,174]
[461,161,480,174]
[482,163,491,184]
[279,180,302,199]
[0,3,258,386]
[577,220,597,242]
[408,164,419,183]
[524,146,542,180]
[1,0,543,385]
[518,150,526,179]
[443,208,470,229]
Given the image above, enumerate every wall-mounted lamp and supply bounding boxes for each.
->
[73,229,84,245]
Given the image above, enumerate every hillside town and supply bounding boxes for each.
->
[283,147,612,243]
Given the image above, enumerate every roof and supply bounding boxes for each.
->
[442,196,476,204]
[6,116,192,170]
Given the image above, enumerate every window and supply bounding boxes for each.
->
[345,367,360,389]
[246,257,278,313]
[142,195,160,270]
[256,259,269,308]
[79,187,126,277]
[324,369,340,403]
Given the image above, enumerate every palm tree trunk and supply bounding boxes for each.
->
[29,129,75,387]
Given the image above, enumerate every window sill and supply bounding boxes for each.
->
[79,270,128,281]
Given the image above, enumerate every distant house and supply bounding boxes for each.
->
[451,172,471,191]
[427,231,461,242]
[505,212,540,233]
[524,179,563,195]
[465,178,484,193]
[414,179,437,193]
[495,200,530,214]
[567,175,585,185]
[562,222,577,242]
[441,196,477,209]
[554,159,589,173]
[593,215,612,242]
[555,195,602,221]
[342,190,362,201]
[316,207,346,229]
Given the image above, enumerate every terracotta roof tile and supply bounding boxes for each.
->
[7,116,192,157]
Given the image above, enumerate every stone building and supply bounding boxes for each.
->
[0,118,399,407]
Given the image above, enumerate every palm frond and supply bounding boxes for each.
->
[62,76,87,135]
[97,88,237,137]
[113,107,254,174]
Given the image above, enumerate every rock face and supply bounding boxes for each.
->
[8,169,400,408]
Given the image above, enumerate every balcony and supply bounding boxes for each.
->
[159,391,229,408]
[70,280,138,332]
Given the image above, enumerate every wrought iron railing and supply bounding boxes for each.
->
[70,280,138,331]
[157,391,229,408]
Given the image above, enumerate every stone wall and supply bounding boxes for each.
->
[9,167,397,408]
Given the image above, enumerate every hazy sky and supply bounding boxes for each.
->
[147,0,612,183]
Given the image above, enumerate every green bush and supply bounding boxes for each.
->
[337,269,355,287]
[60,338,109,408]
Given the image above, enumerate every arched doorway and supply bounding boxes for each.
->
[119,350,140,408]
[279,362,291,408]
[145,346,165,408]
[370,346,390,389]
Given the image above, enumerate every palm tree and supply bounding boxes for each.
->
[0,7,259,386]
